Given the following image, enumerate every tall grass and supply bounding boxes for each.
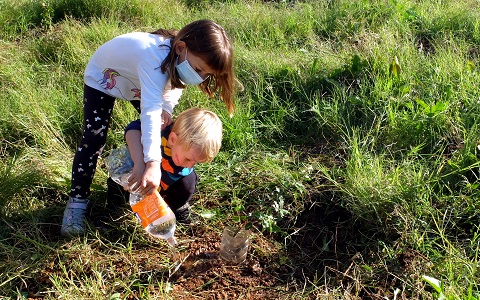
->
[1,0,480,298]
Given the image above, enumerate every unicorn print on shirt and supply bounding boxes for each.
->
[98,68,141,99]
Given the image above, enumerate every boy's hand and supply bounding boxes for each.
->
[161,111,173,130]
[128,163,146,192]
[135,161,161,196]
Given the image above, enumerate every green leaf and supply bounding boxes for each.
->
[270,223,281,233]
[415,98,429,110]
[351,54,363,73]
[110,293,121,300]
[362,264,372,272]
[389,56,401,77]
[423,275,442,293]
[431,101,447,114]
[199,211,216,219]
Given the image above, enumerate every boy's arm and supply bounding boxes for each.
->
[125,129,145,169]
[125,129,161,196]
[125,129,146,190]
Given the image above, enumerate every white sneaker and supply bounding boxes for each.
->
[61,197,90,237]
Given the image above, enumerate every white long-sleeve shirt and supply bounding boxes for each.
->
[84,32,182,163]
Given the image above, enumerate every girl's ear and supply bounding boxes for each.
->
[175,41,186,56]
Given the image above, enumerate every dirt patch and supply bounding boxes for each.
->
[168,226,290,299]
[24,221,295,299]
[16,193,427,299]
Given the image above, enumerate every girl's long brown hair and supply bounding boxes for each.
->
[153,20,238,115]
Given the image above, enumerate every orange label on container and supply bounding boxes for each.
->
[131,191,169,228]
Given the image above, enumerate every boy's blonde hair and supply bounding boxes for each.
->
[171,108,222,162]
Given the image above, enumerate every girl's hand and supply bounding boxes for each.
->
[138,161,161,196]
[161,111,173,130]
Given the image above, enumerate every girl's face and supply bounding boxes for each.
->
[167,132,204,169]
[176,42,214,80]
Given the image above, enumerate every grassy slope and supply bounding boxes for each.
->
[1,0,479,298]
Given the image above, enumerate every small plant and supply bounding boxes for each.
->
[423,275,447,300]
[233,187,290,234]
[246,196,289,233]
[423,275,480,300]
[40,1,54,29]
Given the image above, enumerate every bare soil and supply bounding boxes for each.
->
[19,193,429,300]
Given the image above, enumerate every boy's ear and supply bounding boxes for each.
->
[168,131,178,145]
[175,41,186,56]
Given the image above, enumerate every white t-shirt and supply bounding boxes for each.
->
[84,32,182,163]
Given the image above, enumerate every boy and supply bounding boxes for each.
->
[115,107,223,224]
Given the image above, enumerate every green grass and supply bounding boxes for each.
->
[1,0,480,299]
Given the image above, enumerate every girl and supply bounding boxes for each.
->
[61,19,238,237]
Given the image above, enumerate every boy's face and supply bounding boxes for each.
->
[168,132,204,169]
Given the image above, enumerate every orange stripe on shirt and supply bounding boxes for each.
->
[162,158,174,174]
[162,137,172,156]
[160,180,168,191]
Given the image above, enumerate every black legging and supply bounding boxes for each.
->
[70,84,117,199]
